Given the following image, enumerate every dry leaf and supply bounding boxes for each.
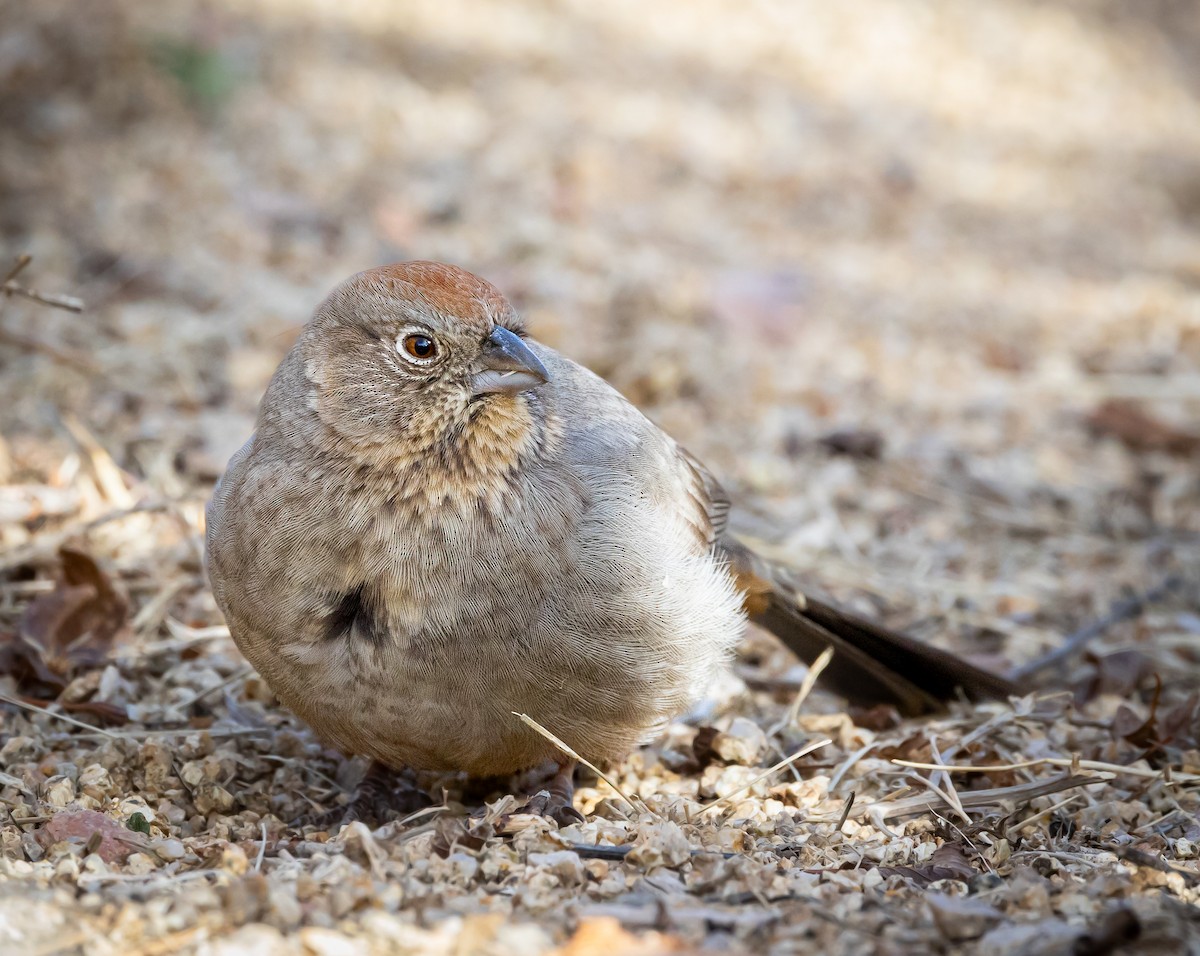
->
[1086,400,1200,456]
[878,842,978,886]
[0,547,130,719]
[818,428,885,460]
[19,547,129,676]
[1075,649,1152,703]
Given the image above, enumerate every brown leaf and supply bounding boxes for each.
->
[818,428,885,460]
[0,629,66,695]
[1111,675,1163,750]
[878,841,979,887]
[431,815,490,858]
[1073,906,1141,956]
[1158,693,1200,750]
[1074,649,1151,703]
[849,703,902,731]
[876,732,932,762]
[19,546,128,677]
[1086,399,1200,456]
[56,697,129,725]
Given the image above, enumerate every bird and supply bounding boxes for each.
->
[205,261,1014,822]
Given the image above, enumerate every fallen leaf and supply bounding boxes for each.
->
[878,842,978,886]
[818,428,885,460]
[1159,693,1200,751]
[0,548,130,721]
[431,815,491,857]
[1086,400,1200,456]
[1074,649,1151,703]
[849,703,902,731]
[20,547,128,676]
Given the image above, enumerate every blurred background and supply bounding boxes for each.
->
[2,0,1198,660]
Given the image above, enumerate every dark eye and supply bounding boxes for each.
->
[401,334,437,360]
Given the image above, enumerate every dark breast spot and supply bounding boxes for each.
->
[325,584,387,646]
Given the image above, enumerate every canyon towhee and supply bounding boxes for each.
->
[206,261,1013,819]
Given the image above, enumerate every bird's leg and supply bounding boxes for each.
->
[516,758,585,825]
[302,760,430,829]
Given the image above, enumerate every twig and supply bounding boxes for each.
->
[0,691,120,739]
[3,282,85,313]
[59,727,273,741]
[835,792,855,831]
[2,254,84,312]
[901,770,972,826]
[1010,577,1183,681]
[3,253,31,284]
[567,843,738,861]
[60,414,135,507]
[1115,846,1200,886]
[926,734,969,825]
[0,329,98,372]
[569,843,633,861]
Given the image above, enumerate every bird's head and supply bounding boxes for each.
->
[283,261,554,477]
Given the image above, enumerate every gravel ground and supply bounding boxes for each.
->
[1,1,1199,953]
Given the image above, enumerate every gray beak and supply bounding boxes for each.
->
[471,326,550,397]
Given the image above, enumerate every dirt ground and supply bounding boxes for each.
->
[2,1,1199,953]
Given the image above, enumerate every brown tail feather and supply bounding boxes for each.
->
[725,542,1016,716]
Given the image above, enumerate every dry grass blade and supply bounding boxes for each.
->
[926,734,969,825]
[698,737,832,815]
[0,502,174,573]
[1005,794,1085,839]
[769,646,835,737]
[60,414,135,507]
[866,773,1111,825]
[512,711,642,812]
[172,666,253,711]
[892,757,1200,783]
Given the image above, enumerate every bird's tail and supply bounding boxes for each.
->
[724,541,1016,716]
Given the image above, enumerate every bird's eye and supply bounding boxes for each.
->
[400,333,437,360]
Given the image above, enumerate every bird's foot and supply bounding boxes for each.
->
[512,759,585,826]
[299,761,430,830]
[517,787,586,826]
